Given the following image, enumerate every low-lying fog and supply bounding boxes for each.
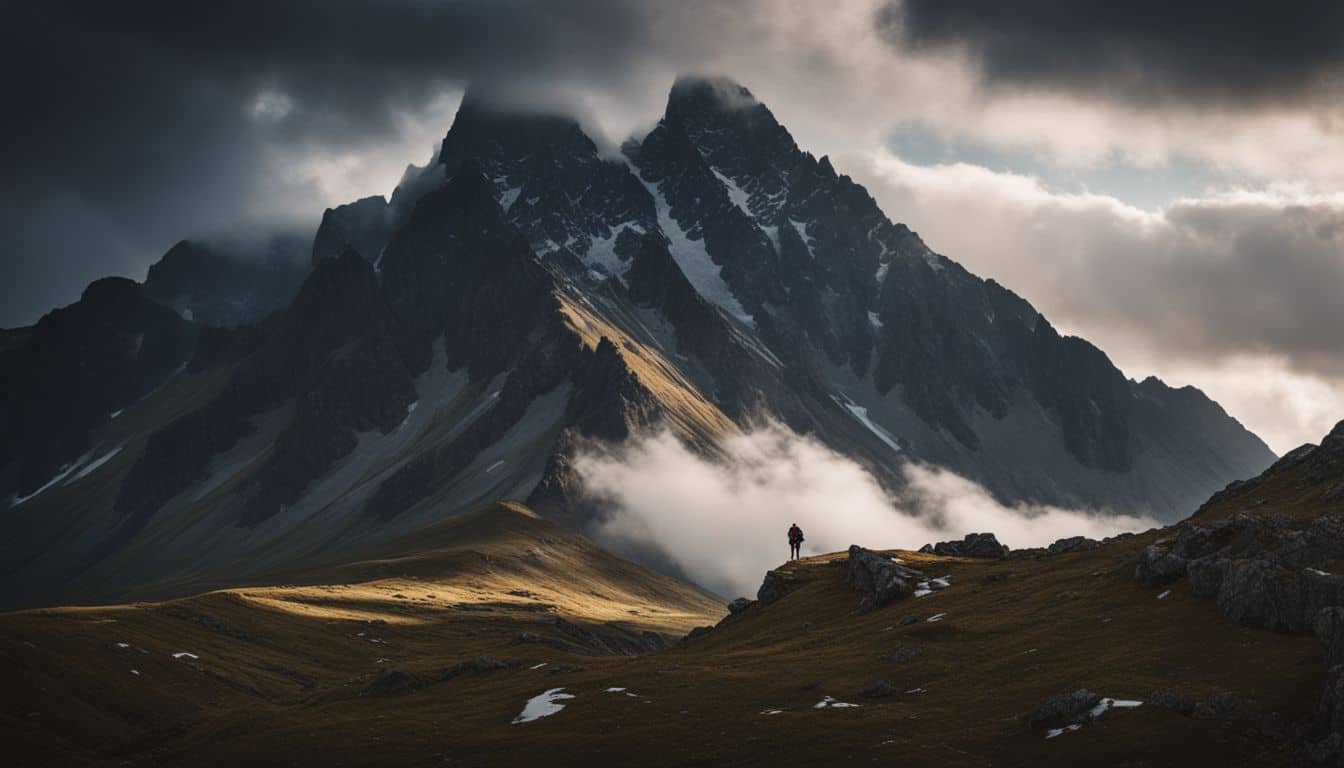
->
[575,424,1158,598]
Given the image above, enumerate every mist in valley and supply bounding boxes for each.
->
[575,424,1159,598]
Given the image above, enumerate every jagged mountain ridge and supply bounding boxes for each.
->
[143,234,310,328]
[0,76,1272,609]
[422,76,1273,510]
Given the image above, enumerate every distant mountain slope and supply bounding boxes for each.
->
[0,75,1274,609]
[0,278,195,502]
[143,235,310,328]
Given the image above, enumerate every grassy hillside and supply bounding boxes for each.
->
[2,491,1329,766]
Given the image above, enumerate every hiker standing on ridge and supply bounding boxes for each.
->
[788,523,804,561]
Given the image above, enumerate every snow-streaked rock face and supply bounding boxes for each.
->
[0,75,1275,610]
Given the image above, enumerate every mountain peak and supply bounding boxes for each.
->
[669,74,759,109]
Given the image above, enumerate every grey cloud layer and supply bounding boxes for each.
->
[850,152,1344,449]
[856,156,1344,377]
[883,0,1344,105]
[1,0,710,325]
[2,1,1341,453]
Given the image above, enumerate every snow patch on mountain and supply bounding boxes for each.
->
[832,394,902,453]
[711,168,753,218]
[583,225,640,279]
[67,444,125,484]
[633,170,755,328]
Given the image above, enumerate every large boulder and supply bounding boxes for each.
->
[1215,558,1303,631]
[1186,556,1229,599]
[922,533,1009,559]
[757,569,796,605]
[1028,689,1102,726]
[360,668,423,697]
[1047,536,1100,556]
[1213,561,1344,633]
[846,545,924,611]
[1135,545,1187,588]
[727,597,754,614]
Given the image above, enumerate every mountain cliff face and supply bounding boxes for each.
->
[0,278,195,502]
[144,235,310,327]
[0,76,1273,608]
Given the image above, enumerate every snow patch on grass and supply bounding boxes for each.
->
[814,696,860,709]
[512,688,575,724]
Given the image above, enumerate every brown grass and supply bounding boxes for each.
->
[0,501,1325,767]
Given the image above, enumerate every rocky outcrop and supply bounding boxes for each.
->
[921,533,1009,559]
[1047,536,1101,555]
[756,569,796,605]
[1027,689,1102,726]
[360,668,423,697]
[859,680,897,698]
[846,545,925,611]
[1136,508,1344,633]
[1135,544,1187,587]
[727,597,753,614]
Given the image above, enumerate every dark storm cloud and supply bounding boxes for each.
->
[0,1,686,327]
[879,0,1344,104]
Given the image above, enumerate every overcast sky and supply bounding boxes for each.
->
[3,1,1342,452]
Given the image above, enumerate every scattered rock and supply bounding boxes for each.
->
[438,656,522,681]
[1134,545,1187,588]
[1047,536,1100,556]
[881,646,920,663]
[1148,689,1196,715]
[1325,483,1344,503]
[1207,691,1244,716]
[923,533,1009,559]
[1028,689,1102,726]
[473,655,521,671]
[361,668,422,697]
[859,680,897,698]
[846,545,925,611]
[899,615,919,626]
[727,597,754,614]
[1191,702,1218,720]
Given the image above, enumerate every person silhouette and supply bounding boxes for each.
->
[788,523,804,560]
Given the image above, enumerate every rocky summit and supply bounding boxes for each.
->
[0,76,1273,612]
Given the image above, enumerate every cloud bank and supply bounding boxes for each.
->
[848,150,1344,452]
[574,425,1156,598]
[4,1,1340,449]
[884,0,1344,106]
